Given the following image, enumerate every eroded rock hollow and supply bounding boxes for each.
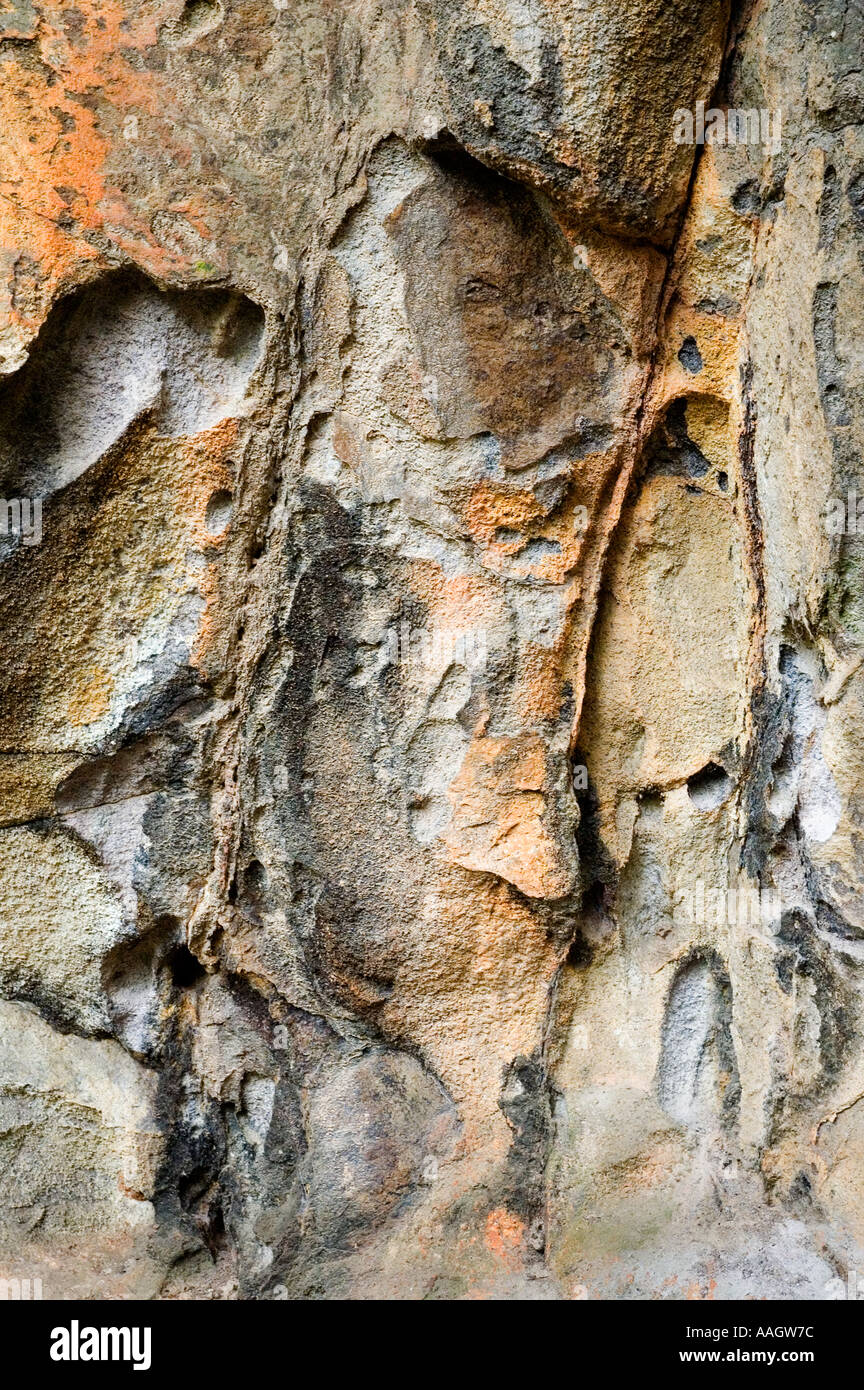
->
[0,0,863,1300]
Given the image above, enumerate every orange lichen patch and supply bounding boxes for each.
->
[66,665,114,727]
[461,479,543,545]
[445,732,576,898]
[37,0,164,91]
[484,1208,524,1270]
[461,478,594,583]
[0,59,107,224]
[684,1278,717,1301]
[0,197,101,361]
[0,0,219,362]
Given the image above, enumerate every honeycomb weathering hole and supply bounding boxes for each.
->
[205,489,234,536]
[687,762,733,811]
[0,272,264,499]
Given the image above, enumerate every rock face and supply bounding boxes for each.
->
[0,0,862,1301]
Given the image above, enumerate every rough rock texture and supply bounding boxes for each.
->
[0,0,862,1300]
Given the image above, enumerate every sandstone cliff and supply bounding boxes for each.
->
[0,0,862,1300]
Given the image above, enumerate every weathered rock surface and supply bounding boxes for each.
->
[0,0,862,1299]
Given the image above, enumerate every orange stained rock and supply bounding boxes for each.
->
[377,870,557,1149]
[0,197,99,359]
[185,419,240,676]
[406,562,500,636]
[445,732,576,898]
[331,411,366,470]
[658,305,741,402]
[662,146,757,334]
[514,640,569,723]
[462,479,594,583]
[66,664,114,727]
[552,207,667,355]
[484,1207,525,1270]
[0,0,219,361]
[45,417,240,731]
[461,479,544,546]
